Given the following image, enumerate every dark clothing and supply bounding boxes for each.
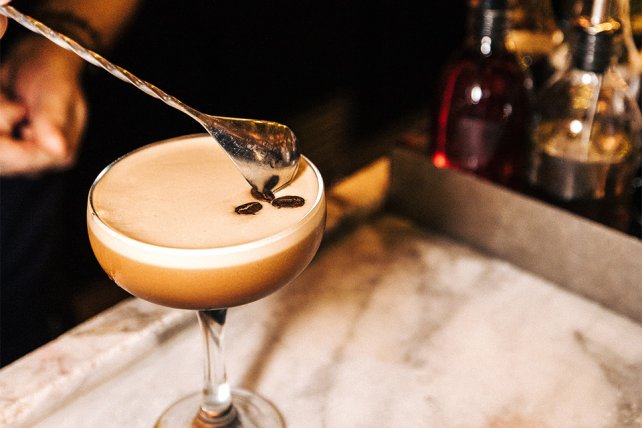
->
[1,174,64,365]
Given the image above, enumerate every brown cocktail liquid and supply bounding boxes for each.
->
[88,135,325,309]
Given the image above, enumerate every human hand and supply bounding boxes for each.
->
[0,37,87,176]
[0,0,9,38]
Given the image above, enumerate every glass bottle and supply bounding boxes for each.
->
[505,0,565,91]
[428,0,533,187]
[527,12,642,232]
[632,0,642,48]
[632,164,642,237]
[560,0,641,98]
[633,0,642,237]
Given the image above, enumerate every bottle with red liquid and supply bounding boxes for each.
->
[428,0,533,187]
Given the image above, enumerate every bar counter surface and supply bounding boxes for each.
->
[1,157,641,428]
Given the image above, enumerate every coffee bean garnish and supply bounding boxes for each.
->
[235,201,263,215]
[271,195,305,208]
[251,187,275,202]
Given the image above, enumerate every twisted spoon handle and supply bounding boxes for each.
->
[1,5,302,193]
[0,5,206,125]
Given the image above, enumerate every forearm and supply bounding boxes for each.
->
[3,0,142,81]
[0,0,141,175]
[28,0,142,51]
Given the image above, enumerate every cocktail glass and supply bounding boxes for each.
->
[87,134,326,427]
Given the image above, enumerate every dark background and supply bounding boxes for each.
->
[78,0,469,179]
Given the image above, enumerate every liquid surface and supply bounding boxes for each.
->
[533,121,633,163]
[528,123,638,202]
[87,135,325,309]
[91,135,320,249]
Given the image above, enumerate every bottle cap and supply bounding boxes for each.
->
[573,27,615,73]
[472,0,508,43]
[476,0,507,10]
[571,18,620,73]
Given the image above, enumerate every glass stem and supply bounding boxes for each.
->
[197,309,238,426]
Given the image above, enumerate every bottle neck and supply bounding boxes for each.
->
[466,6,509,56]
[570,19,619,73]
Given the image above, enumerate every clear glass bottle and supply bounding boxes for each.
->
[527,13,642,231]
[632,0,642,237]
[505,0,565,90]
[428,0,533,187]
[632,163,642,237]
[632,0,642,48]
[559,0,641,97]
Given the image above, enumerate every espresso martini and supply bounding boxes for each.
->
[87,134,325,309]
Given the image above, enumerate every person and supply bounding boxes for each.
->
[1,0,466,367]
[0,0,141,366]
[0,0,7,38]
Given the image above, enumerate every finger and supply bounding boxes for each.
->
[0,136,53,176]
[29,116,76,170]
[33,109,85,171]
[0,16,7,39]
[0,97,27,133]
[0,116,73,175]
[62,91,88,157]
[27,87,86,167]
[0,0,8,37]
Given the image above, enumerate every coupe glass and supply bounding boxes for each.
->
[87,134,326,427]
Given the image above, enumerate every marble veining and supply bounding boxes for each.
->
[16,215,640,428]
[1,157,641,427]
[0,300,192,427]
[574,331,642,427]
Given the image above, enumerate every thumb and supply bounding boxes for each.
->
[0,97,27,133]
[29,115,69,159]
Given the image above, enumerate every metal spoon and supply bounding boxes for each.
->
[0,5,300,193]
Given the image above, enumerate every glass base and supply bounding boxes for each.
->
[155,388,285,428]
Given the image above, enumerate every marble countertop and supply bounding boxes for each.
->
[1,157,641,428]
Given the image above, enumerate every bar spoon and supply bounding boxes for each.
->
[0,5,300,193]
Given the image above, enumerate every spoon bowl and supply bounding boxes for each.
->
[0,5,299,193]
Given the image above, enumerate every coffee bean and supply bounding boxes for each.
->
[235,201,263,215]
[251,187,275,202]
[271,196,305,208]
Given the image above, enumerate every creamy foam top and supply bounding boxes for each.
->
[90,135,322,250]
